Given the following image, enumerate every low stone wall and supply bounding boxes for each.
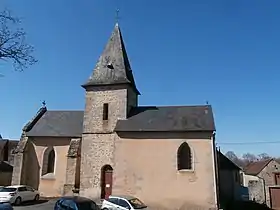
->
[248,179,265,204]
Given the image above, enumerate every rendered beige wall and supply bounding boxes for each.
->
[113,132,217,210]
[32,137,70,197]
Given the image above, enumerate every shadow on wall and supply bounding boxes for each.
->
[23,141,40,189]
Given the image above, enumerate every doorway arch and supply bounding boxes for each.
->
[101,164,113,199]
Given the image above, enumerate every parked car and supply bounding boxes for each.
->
[0,202,13,210]
[54,196,99,210]
[101,195,148,210]
[0,185,39,205]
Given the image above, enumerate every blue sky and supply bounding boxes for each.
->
[1,0,280,157]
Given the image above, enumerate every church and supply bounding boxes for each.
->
[11,23,218,210]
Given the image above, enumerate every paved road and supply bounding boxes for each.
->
[13,199,102,210]
[14,200,56,210]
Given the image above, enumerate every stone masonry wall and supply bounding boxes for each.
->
[258,160,280,207]
[11,134,29,185]
[83,86,136,133]
[80,85,137,199]
[248,179,265,204]
[80,133,115,199]
[64,138,81,195]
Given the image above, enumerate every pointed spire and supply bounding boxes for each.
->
[82,24,140,95]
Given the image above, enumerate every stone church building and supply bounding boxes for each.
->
[11,23,218,209]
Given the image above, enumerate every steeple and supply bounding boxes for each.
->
[82,23,140,95]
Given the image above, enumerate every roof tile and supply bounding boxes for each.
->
[244,159,273,175]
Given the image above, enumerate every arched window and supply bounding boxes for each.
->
[47,149,55,173]
[42,147,55,176]
[177,142,192,170]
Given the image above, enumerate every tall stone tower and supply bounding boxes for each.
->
[79,23,140,198]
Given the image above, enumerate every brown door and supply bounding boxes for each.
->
[270,187,280,209]
[104,170,113,199]
[275,173,280,185]
[101,165,113,199]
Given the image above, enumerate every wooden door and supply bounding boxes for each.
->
[275,173,280,185]
[101,165,113,200]
[270,187,280,209]
[104,170,113,199]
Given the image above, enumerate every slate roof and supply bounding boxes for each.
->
[82,23,139,95]
[244,159,273,176]
[26,111,84,137]
[24,24,215,137]
[115,105,215,132]
[218,151,241,171]
[25,105,215,137]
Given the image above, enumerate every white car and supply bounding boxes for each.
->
[101,195,148,210]
[0,185,40,205]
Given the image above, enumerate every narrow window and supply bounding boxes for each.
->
[42,147,55,176]
[47,149,55,173]
[103,103,109,120]
[177,142,192,170]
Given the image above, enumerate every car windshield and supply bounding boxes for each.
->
[0,188,16,192]
[128,198,147,209]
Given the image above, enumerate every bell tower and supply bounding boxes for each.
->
[79,23,139,198]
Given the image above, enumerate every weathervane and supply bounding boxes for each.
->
[42,100,46,108]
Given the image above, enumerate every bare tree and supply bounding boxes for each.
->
[0,9,37,72]
[242,153,258,166]
[225,151,238,162]
[225,151,244,168]
[225,151,279,168]
[258,153,271,161]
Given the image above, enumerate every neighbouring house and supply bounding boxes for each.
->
[243,158,280,209]
[217,150,247,207]
[0,137,18,166]
[0,136,18,186]
[11,23,219,210]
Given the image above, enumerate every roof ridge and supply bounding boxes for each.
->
[137,105,212,108]
[22,107,47,132]
[244,158,273,175]
[47,110,84,112]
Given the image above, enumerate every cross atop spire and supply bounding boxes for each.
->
[115,9,120,24]
[82,23,140,95]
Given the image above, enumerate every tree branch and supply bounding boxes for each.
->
[0,9,37,72]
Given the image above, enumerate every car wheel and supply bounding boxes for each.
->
[34,194,39,201]
[14,197,21,206]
